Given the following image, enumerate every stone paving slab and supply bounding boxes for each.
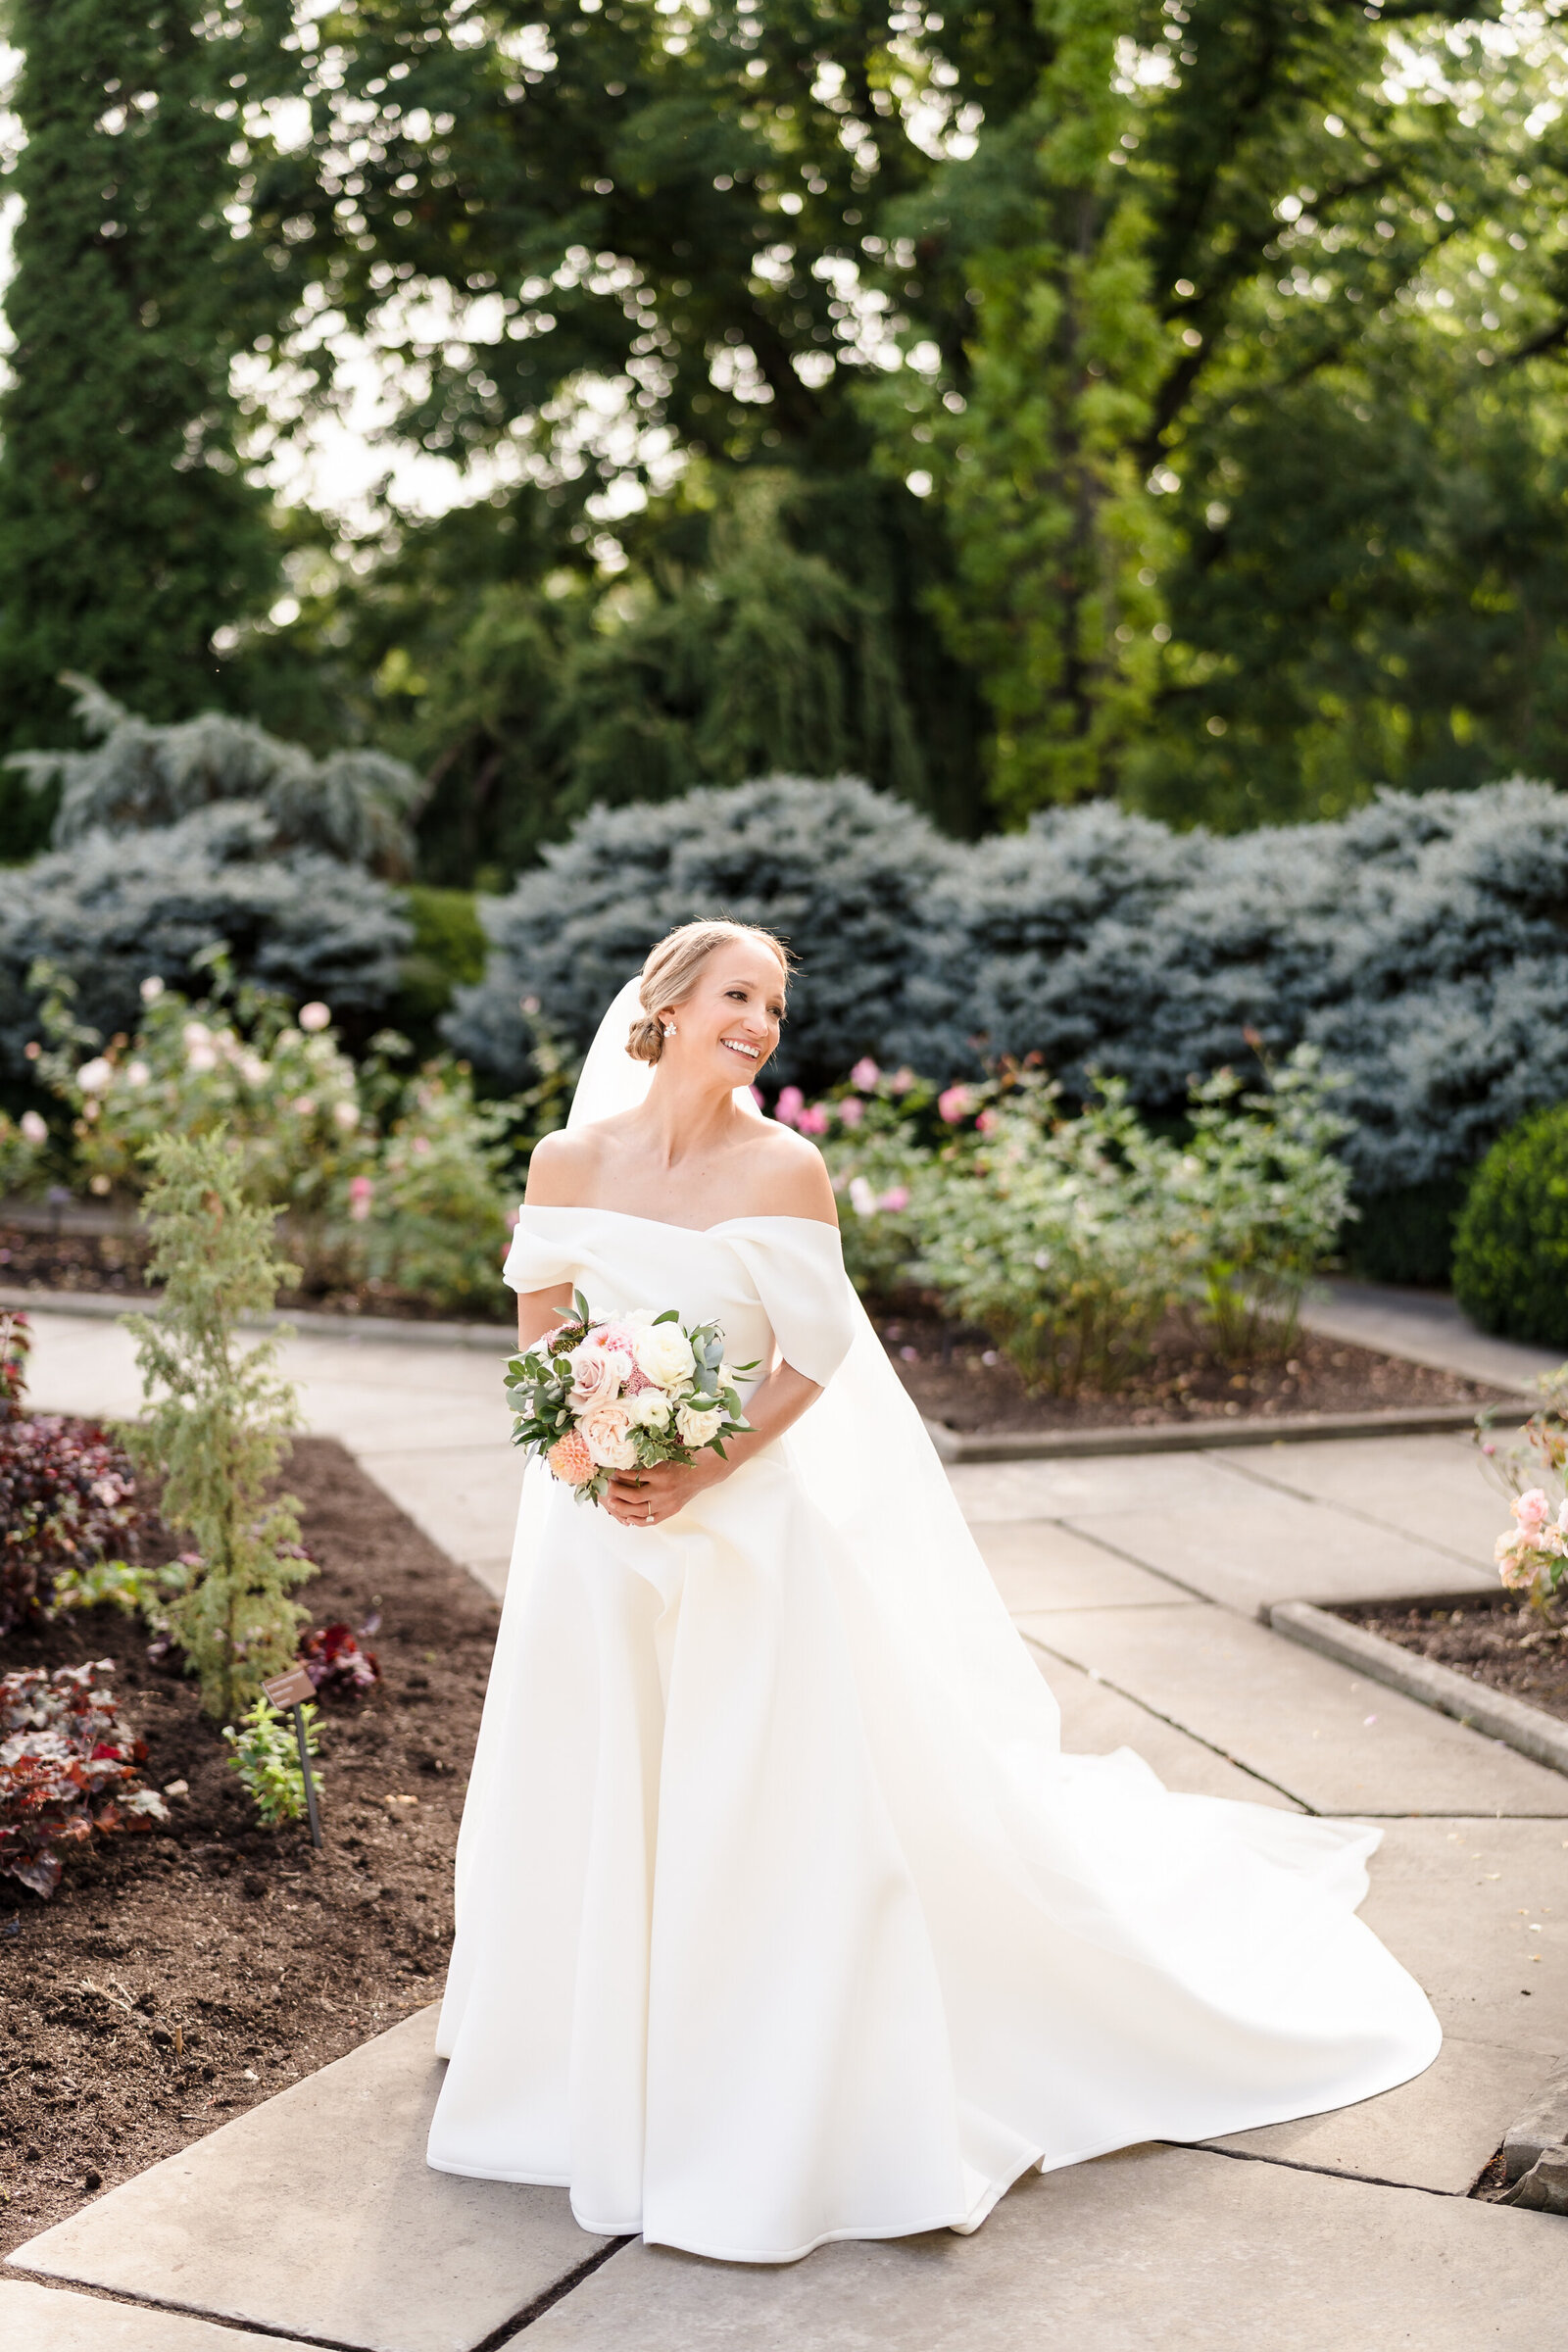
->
[0,2278,287,2351]
[1214,1431,1511,1576]
[6,2010,610,2352]
[1068,1485,1489,1616]
[1039,1649,1302,1811]
[1354,1818,1568,2055]
[1206,2034,1543,2195]
[972,1519,1188,1613]
[519,2144,1567,2352]
[1208,1818,1568,2192]
[1017,1606,1568,1814]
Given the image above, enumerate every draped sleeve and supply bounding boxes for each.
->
[720,1219,857,1389]
[502,1208,578,1296]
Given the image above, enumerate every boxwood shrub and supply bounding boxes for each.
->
[1452,1104,1568,1347]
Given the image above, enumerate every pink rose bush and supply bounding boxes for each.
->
[506,1289,757,1508]
[1484,1382,1568,1612]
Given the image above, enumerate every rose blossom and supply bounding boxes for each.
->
[579,1399,639,1471]
[568,1341,633,1407]
[633,1322,696,1392]
[140,975,165,1004]
[676,1400,725,1449]
[837,1096,864,1128]
[1512,1488,1551,1536]
[879,1185,909,1212]
[938,1084,972,1123]
[75,1057,114,1095]
[299,1003,331,1033]
[774,1085,806,1129]
[348,1175,374,1222]
[797,1103,829,1136]
[849,1057,880,1091]
[628,1388,673,1431]
[19,1110,47,1145]
[849,1176,877,1218]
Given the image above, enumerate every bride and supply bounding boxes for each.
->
[426,918,1440,2264]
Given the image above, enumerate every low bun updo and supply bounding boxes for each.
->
[626,919,793,1065]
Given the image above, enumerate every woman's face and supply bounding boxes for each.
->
[672,941,786,1087]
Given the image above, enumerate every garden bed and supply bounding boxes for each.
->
[0,1435,500,2257]
[877,1307,1511,1433]
[0,1222,491,1324]
[1338,1595,1568,1729]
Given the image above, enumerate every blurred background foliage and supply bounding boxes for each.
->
[1,1,1568,874]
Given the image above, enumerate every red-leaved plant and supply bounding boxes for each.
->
[0,1311,143,1635]
[299,1618,380,1696]
[0,1662,169,1897]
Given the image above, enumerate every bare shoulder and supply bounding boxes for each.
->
[523,1123,603,1207]
[738,1123,840,1228]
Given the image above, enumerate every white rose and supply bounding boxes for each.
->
[627,1388,673,1431]
[19,1110,47,1145]
[676,1401,726,1449]
[567,1342,632,1408]
[75,1057,114,1095]
[578,1400,638,1471]
[633,1322,696,1393]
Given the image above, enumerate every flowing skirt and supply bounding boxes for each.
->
[427,1445,1440,2264]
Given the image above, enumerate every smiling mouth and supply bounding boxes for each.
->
[721,1038,761,1060]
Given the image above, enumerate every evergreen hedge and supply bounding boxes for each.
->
[454,775,1568,1208]
[1452,1106,1568,1348]
[444,775,959,1091]
[0,807,410,1074]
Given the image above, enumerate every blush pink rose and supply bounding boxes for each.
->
[849,1057,880,1091]
[568,1342,632,1408]
[774,1085,806,1128]
[579,1400,639,1472]
[1513,1488,1551,1536]
[938,1085,972,1123]
[837,1096,864,1128]
[797,1103,829,1136]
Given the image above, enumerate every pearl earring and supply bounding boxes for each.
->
[662,1022,676,1038]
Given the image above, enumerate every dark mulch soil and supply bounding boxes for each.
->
[1342,1595,1568,1728]
[0,1224,496,1325]
[877,1305,1511,1432]
[0,1437,500,2257]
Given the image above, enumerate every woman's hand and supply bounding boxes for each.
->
[604,1449,729,1529]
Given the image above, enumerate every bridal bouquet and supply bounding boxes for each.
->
[505,1290,757,1506]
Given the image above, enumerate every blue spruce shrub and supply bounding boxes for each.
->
[444,775,959,1091]
[0,806,411,1074]
[904,780,1568,1201]
[1452,1104,1568,1347]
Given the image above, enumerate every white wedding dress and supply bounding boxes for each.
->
[427,986,1440,2265]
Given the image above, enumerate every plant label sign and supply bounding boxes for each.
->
[263,1666,315,1709]
[262,1668,323,1850]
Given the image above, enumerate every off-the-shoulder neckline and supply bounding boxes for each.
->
[517,1204,841,1241]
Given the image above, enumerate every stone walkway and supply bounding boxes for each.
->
[6,1294,1567,2347]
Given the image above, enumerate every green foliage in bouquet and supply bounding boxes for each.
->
[223,1694,322,1828]
[1453,1104,1568,1350]
[122,1131,313,1720]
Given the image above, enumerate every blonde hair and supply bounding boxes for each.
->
[626,920,793,1065]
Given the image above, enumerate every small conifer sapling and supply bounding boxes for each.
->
[123,1130,313,1720]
